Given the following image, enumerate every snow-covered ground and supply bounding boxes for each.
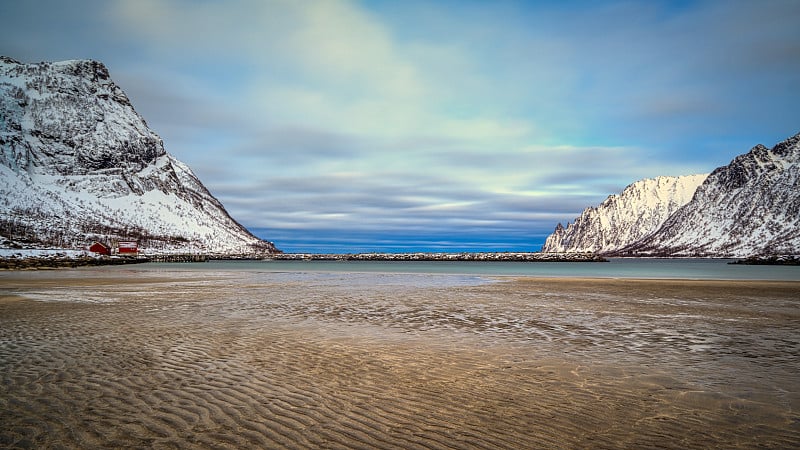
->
[0,248,91,258]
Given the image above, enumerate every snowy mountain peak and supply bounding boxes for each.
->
[621,132,800,257]
[772,132,800,157]
[0,57,279,255]
[1,57,161,176]
[546,132,800,257]
[542,174,708,253]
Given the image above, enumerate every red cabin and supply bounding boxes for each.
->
[118,241,138,255]
[89,242,110,256]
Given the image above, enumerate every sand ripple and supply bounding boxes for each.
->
[1,271,799,449]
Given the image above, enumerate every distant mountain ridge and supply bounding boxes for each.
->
[542,174,708,254]
[620,133,800,256]
[544,132,800,257]
[0,56,278,254]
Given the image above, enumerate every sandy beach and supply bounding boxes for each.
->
[1,269,799,449]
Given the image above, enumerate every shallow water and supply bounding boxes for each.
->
[138,257,800,280]
[1,264,799,449]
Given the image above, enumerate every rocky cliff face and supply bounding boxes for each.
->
[621,133,800,257]
[0,56,278,254]
[542,174,708,253]
[544,132,800,257]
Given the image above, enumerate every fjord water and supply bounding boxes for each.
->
[2,258,798,448]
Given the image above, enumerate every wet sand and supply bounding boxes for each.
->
[1,271,799,449]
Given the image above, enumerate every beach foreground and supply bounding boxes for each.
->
[1,269,799,449]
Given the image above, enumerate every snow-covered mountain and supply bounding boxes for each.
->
[542,174,708,253]
[543,132,800,257]
[621,133,800,257]
[0,56,278,255]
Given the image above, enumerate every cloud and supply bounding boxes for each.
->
[105,0,539,143]
[102,0,800,152]
[2,0,798,251]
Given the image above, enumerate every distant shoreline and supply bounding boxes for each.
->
[264,252,608,262]
[0,251,607,269]
[4,251,799,270]
[728,255,800,265]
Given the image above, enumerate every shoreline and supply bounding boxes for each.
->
[265,252,609,262]
[2,252,799,286]
[4,272,800,291]
[0,255,149,270]
[5,249,800,271]
[0,251,608,270]
[2,270,799,298]
[499,276,800,293]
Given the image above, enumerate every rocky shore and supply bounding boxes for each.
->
[267,252,608,262]
[0,255,148,270]
[0,251,608,269]
[728,255,800,265]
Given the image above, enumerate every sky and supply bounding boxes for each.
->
[2,0,799,253]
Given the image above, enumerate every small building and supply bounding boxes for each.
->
[89,242,110,256]
[118,241,138,255]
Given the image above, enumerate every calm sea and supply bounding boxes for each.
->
[131,257,800,282]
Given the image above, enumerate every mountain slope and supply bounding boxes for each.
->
[542,174,708,253]
[0,56,278,254]
[621,133,800,257]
